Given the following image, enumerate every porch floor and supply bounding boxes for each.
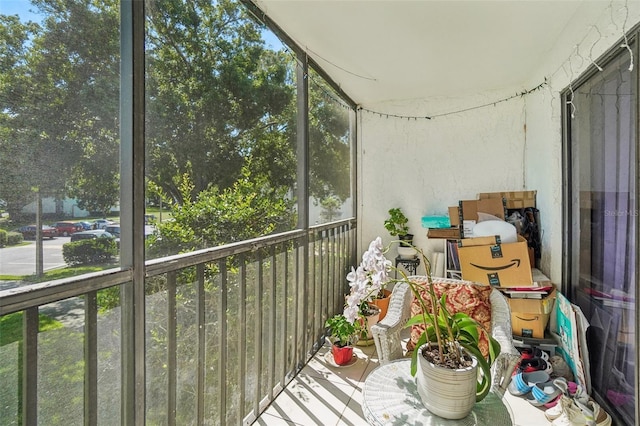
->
[254,340,549,426]
[254,342,377,425]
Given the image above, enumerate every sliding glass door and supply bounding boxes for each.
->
[564,35,637,425]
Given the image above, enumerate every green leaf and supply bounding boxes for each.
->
[405,313,435,327]
[410,333,428,376]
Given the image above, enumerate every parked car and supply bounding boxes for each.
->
[104,224,156,248]
[16,225,57,240]
[70,230,116,242]
[78,221,93,230]
[52,221,83,237]
[104,224,120,238]
[92,219,115,230]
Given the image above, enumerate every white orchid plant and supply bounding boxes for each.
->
[343,236,392,323]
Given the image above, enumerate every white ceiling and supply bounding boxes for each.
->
[255,0,614,106]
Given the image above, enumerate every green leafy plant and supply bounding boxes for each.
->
[62,239,117,265]
[384,208,410,237]
[397,243,501,402]
[325,314,360,347]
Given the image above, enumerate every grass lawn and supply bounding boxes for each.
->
[0,275,24,281]
[0,265,115,284]
[0,311,63,347]
[23,265,116,283]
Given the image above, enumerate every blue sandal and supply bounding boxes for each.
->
[508,371,550,396]
[525,380,562,406]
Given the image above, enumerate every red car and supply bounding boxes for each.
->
[16,225,57,239]
[52,222,83,237]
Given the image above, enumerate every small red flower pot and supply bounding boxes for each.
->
[331,344,354,365]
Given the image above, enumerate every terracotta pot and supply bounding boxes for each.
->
[331,344,354,365]
[415,343,478,420]
[372,289,392,321]
[357,304,381,343]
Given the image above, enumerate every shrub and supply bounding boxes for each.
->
[97,287,120,311]
[63,238,117,266]
[7,232,23,246]
[0,229,6,247]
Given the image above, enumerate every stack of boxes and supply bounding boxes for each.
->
[427,190,556,339]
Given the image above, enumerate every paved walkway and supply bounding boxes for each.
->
[0,280,85,329]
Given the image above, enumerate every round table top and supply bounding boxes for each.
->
[362,359,513,426]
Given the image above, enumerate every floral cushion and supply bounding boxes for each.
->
[406,278,492,358]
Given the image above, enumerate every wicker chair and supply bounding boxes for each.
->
[370,276,521,396]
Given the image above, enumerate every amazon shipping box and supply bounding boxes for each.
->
[478,190,537,209]
[509,288,556,338]
[448,198,506,226]
[457,235,533,287]
[448,198,506,238]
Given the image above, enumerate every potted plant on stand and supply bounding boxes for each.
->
[325,314,359,366]
[384,207,416,259]
[399,243,501,420]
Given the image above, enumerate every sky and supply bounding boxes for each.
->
[0,0,41,21]
[0,0,284,50]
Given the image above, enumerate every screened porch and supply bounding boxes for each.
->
[0,1,639,425]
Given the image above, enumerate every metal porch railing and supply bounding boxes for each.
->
[0,219,356,425]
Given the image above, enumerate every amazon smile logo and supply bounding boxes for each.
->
[469,259,521,271]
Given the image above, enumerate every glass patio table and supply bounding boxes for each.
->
[362,359,513,425]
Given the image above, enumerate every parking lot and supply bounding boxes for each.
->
[0,223,157,277]
[0,237,70,276]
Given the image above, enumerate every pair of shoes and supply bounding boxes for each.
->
[545,379,584,417]
[545,380,578,407]
[519,346,549,361]
[545,394,574,421]
[546,380,590,419]
[513,346,553,376]
[508,371,549,396]
[551,399,612,426]
[525,379,563,406]
[516,357,553,375]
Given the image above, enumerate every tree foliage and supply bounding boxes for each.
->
[0,0,120,219]
[148,163,295,257]
[0,0,352,242]
[309,74,352,204]
[145,0,296,204]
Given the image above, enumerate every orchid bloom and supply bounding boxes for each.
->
[343,237,391,323]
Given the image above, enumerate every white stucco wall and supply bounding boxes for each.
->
[357,2,640,283]
[358,93,528,276]
[21,197,90,217]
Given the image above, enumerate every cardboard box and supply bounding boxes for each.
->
[508,288,556,313]
[427,227,460,239]
[457,235,533,287]
[509,289,556,339]
[478,190,537,209]
[511,313,550,339]
[449,198,506,227]
[448,206,459,224]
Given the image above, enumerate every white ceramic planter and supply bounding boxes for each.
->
[415,343,478,420]
[397,246,417,259]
